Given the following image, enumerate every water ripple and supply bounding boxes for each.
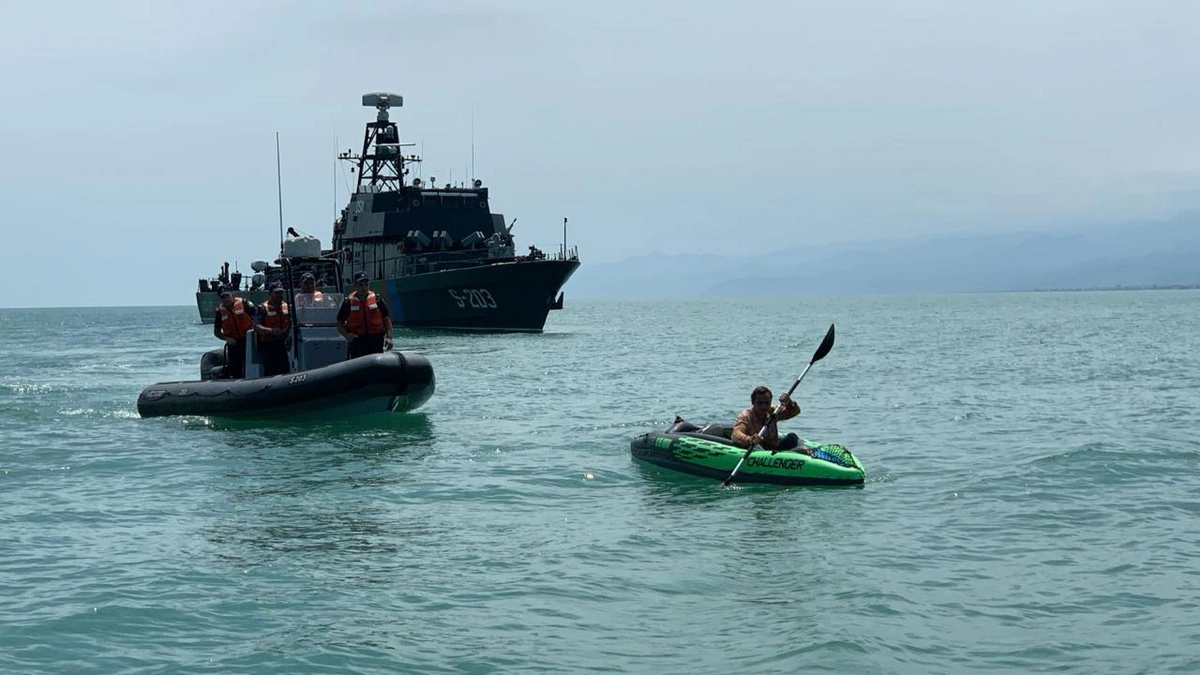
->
[2,294,1199,673]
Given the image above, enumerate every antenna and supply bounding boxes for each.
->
[471,103,476,182]
[276,132,284,253]
[333,131,338,222]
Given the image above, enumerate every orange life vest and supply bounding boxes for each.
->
[218,299,254,340]
[259,301,290,340]
[344,290,385,335]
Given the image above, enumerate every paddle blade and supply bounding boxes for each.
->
[810,323,835,364]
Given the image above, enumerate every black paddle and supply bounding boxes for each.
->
[720,323,836,487]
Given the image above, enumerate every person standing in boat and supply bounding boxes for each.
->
[731,386,802,452]
[213,286,257,379]
[337,271,393,358]
[254,282,292,377]
[295,272,328,308]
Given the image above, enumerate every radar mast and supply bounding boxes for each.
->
[338,92,420,193]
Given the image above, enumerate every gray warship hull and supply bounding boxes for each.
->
[197,258,578,331]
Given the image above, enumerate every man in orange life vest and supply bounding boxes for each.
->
[337,271,393,358]
[254,281,292,377]
[213,285,258,379]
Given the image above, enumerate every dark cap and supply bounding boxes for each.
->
[217,285,232,296]
[353,271,370,283]
[268,281,284,292]
[300,271,315,281]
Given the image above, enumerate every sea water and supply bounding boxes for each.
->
[1,291,1198,674]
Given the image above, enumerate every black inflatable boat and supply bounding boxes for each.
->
[138,257,435,420]
[138,351,434,420]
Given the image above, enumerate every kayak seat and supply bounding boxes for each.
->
[667,418,736,443]
[698,424,733,439]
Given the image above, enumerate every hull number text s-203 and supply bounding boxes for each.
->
[448,288,498,309]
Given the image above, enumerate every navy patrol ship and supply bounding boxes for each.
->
[196,92,580,331]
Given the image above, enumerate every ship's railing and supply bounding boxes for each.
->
[348,238,577,282]
[201,262,341,295]
[200,276,265,295]
[486,243,516,260]
[366,245,516,279]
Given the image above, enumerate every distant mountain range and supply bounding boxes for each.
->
[568,212,1200,298]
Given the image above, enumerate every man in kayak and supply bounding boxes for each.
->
[337,271,394,358]
[213,285,257,379]
[731,386,802,452]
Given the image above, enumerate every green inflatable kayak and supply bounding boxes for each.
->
[631,419,864,486]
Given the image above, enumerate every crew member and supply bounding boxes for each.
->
[337,271,393,358]
[255,282,291,376]
[213,286,256,379]
[295,271,327,308]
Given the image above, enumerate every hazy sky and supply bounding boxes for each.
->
[2,0,1198,307]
